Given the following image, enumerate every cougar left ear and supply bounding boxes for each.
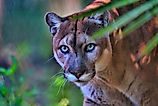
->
[88,9,119,26]
[87,11,110,26]
[45,12,66,36]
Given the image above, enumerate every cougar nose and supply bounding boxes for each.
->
[70,70,85,79]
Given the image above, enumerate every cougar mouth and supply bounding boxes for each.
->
[64,68,96,87]
[75,80,86,83]
[72,70,96,87]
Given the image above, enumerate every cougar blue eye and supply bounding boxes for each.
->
[85,43,96,52]
[59,45,70,54]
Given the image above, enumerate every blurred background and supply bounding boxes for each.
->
[0,0,93,106]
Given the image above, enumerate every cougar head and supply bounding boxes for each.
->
[45,11,113,87]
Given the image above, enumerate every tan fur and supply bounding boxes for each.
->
[96,34,158,105]
[95,49,112,72]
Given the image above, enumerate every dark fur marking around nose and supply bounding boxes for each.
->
[70,69,85,79]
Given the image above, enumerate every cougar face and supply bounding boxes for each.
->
[45,12,110,87]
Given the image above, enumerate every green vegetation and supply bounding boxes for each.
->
[0,0,83,106]
[78,0,158,60]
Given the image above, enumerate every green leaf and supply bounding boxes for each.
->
[92,0,158,39]
[123,6,158,36]
[14,97,22,106]
[73,0,139,20]
[54,76,65,87]
[141,33,158,57]
[0,56,18,76]
[0,84,8,97]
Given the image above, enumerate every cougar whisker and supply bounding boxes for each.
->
[49,75,62,87]
[56,79,67,96]
[61,80,68,95]
[44,55,55,64]
[50,71,64,80]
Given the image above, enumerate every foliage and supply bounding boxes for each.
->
[141,33,158,57]
[92,0,158,39]
[75,0,158,59]
[1,0,83,106]
[73,0,139,19]
[0,56,17,76]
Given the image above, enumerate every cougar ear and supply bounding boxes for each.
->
[45,12,66,36]
[87,11,110,26]
[87,10,119,26]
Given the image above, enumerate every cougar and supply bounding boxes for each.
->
[45,0,158,105]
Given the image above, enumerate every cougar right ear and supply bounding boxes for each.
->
[45,12,66,36]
